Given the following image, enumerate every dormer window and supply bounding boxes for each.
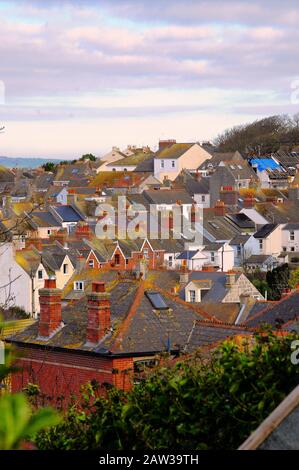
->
[63,263,68,274]
[74,281,84,291]
[144,248,149,258]
[38,270,43,280]
[189,290,196,302]
[88,259,94,268]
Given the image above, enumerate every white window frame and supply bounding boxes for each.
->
[161,160,164,168]
[88,259,94,268]
[74,281,84,291]
[189,290,196,302]
[63,263,69,274]
[38,270,43,280]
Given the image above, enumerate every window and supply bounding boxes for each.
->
[88,259,94,268]
[171,160,175,168]
[290,230,295,241]
[63,263,68,274]
[38,270,43,280]
[189,290,196,302]
[143,248,149,259]
[201,195,205,202]
[259,239,263,251]
[74,281,84,291]
[283,247,287,252]
[211,252,215,262]
[47,229,51,235]
[161,160,164,168]
[145,291,168,310]
[291,247,295,252]
[169,255,173,267]
[237,245,241,256]
[126,258,129,265]
[114,254,120,265]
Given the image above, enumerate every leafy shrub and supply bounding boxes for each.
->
[36,331,299,450]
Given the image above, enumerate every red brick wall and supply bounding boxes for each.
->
[11,345,134,405]
[108,243,164,271]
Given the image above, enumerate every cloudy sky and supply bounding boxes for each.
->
[0,0,299,158]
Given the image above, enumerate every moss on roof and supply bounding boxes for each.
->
[12,202,33,216]
[156,143,194,159]
[107,151,154,167]
[89,171,126,187]
[15,248,41,275]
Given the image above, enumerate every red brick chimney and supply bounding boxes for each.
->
[86,282,111,344]
[25,237,42,252]
[158,139,176,151]
[38,277,62,338]
[243,195,254,208]
[214,200,225,216]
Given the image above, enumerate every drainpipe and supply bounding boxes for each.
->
[30,269,36,319]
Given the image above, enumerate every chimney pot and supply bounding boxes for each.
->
[45,277,57,289]
[92,281,105,293]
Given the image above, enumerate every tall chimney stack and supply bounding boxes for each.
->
[86,282,111,345]
[38,276,62,338]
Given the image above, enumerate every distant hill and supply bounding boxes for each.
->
[0,156,62,169]
[215,114,299,155]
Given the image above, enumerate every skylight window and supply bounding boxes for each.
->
[145,291,168,310]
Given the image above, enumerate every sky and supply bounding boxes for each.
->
[0,0,299,158]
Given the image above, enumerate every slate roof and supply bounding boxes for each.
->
[184,321,251,353]
[51,205,84,222]
[245,290,299,328]
[34,173,54,191]
[7,277,254,357]
[144,189,193,205]
[253,223,277,239]
[30,211,62,228]
[246,254,274,264]
[134,157,155,172]
[283,223,299,231]
[155,143,194,159]
[229,234,251,245]
[226,213,255,230]
[203,216,241,240]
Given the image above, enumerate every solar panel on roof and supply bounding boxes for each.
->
[145,291,168,310]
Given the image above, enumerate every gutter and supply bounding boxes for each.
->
[4,338,180,359]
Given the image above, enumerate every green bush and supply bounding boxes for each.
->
[36,331,299,450]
